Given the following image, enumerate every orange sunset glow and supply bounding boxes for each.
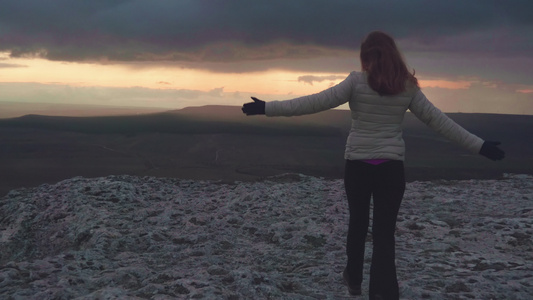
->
[3,53,485,96]
[0,1,531,115]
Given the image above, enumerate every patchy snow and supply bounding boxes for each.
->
[0,173,532,299]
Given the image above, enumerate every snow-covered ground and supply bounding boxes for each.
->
[1,173,532,299]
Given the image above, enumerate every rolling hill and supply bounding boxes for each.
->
[1,105,531,196]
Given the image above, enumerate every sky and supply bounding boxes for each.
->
[0,0,532,115]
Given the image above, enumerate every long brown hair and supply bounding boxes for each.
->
[360,31,419,95]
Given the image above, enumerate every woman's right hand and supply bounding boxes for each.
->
[479,141,505,160]
[242,97,266,115]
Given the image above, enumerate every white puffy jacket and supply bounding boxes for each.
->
[265,71,484,161]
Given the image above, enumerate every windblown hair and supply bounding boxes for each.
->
[360,31,419,95]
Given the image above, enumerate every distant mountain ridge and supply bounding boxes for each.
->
[0,105,352,136]
[0,101,167,119]
[2,104,531,137]
[1,105,532,196]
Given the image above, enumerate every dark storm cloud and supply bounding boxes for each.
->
[0,0,532,62]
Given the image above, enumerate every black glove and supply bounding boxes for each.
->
[242,97,265,115]
[479,141,505,161]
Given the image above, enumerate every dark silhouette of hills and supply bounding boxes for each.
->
[1,105,532,196]
[0,105,349,136]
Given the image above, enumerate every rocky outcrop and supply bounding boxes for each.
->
[1,174,532,299]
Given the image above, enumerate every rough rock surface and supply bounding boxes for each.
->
[1,174,532,299]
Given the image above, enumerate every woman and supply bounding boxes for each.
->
[241,31,504,300]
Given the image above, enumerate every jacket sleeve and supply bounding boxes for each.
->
[408,89,484,154]
[265,73,354,117]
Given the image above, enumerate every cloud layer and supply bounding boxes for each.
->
[1,0,532,63]
[1,1,531,115]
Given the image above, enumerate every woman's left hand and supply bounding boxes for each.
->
[242,97,265,115]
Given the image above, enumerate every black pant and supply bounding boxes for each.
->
[344,160,405,300]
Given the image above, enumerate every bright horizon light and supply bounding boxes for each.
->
[4,52,529,114]
[1,1,532,115]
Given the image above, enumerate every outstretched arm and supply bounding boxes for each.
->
[408,90,505,161]
[242,72,354,117]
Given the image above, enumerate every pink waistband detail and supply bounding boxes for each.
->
[361,159,390,165]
